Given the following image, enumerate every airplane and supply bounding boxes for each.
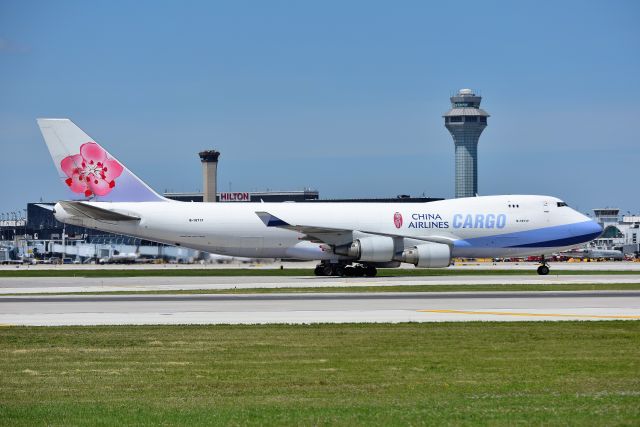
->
[560,248,624,261]
[37,118,603,276]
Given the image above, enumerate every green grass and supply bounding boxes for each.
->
[1,323,639,426]
[0,267,638,278]
[7,282,640,297]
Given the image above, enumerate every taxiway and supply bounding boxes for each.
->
[1,290,639,326]
[1,273,640,294]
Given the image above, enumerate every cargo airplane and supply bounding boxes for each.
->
[38,119,603,276]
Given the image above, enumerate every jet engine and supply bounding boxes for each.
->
[401,243,451,268]
[334,236,395,262]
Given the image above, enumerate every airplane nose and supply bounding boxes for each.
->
[572,209,602,236]
[589,220,602,239]
[572,219,603,243]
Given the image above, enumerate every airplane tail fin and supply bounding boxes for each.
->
[37,118,166,202]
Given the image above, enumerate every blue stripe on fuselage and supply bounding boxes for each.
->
[453,220,602,249]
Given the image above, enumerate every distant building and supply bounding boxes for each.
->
[164,191,442,204]
[308,195,442,203]
[164,189,319,203]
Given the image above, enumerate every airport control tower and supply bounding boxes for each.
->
[444,89,489,198]
[199,150,220,202]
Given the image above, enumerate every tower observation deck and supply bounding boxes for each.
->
[444,89,489,198]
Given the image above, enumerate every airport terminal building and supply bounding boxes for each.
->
[589,208,640,255]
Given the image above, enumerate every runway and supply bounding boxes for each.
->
[2,273,640,294]
[3,260,639,271]
[1,291,639,325]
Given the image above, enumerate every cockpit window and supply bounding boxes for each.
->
[557,202,568,207]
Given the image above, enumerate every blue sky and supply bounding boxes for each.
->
[1,0,639,215]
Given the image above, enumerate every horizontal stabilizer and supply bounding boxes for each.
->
[58,201,140,222]
[34,204,54,211]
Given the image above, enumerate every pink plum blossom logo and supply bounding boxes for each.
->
[60,142,124,198]
[394,212,403,229]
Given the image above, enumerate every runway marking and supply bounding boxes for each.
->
[417,309,640,320]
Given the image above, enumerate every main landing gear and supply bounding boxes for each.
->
[314,262,377,277]
[536,255,550,275]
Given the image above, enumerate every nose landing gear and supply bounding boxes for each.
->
[536,255,550,275]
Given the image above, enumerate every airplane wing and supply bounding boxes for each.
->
[58,201,140,222]
[255,211,456,246]
[255,211,354,245]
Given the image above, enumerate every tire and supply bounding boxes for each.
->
[354,265,365,277]
[537,265,550,275]
[314,265,323,276]
[334,265,345,277]
[344,267,355,277]
[364,266,377,277]
[322,265,334,276]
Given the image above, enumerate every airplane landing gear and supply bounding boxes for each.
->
[536,265,550,275]
[314,262,377,277]
[536,255,550,275]
[314,263,335,277]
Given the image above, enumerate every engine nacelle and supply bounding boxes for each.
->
[401,243,451,268]
[366,261,401,268]
[335,236,395,262]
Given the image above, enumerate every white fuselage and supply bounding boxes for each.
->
[53,195,602,263]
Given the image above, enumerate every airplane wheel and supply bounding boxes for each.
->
[364,266,377,277]
[334,265,345,277]
[344,267,355,277]
[322,265,334,276]
[537,265,550,275]
[354,265,365,277]
[314,265,323,276]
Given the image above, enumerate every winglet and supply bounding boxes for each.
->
[255,211,290,227]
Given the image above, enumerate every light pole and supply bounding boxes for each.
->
[62,224,66,259]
